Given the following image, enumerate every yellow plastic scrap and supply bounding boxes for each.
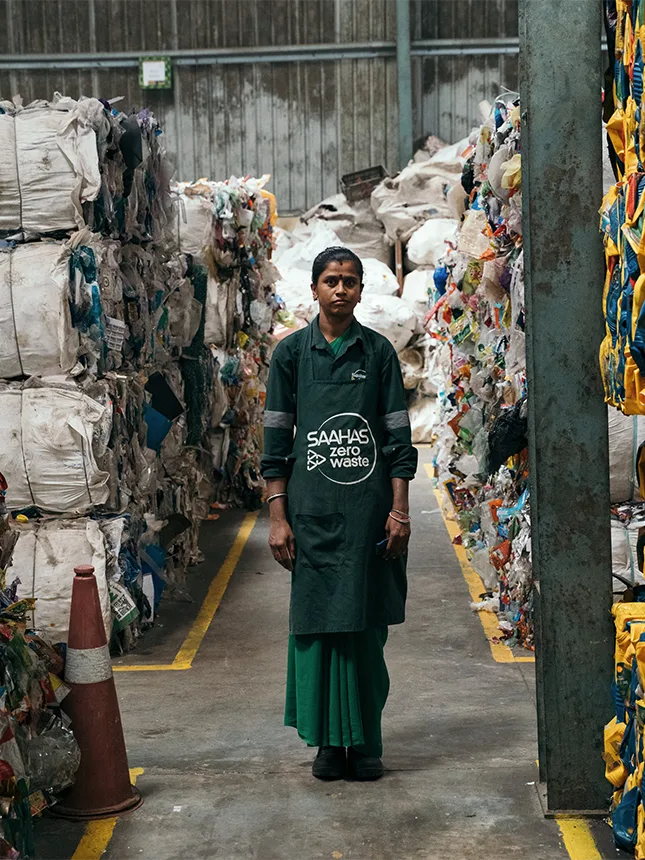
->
[605,716,629,788]
[637,805,645,860]
[613,604,645,660]
[501,154,522,191]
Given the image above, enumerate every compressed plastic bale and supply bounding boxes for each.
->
[173,187,211,258]
[0,101,102,235]
[204,274,239,347]
[12,518,111,644]
[407,218,457,267]
[0,386,110,513]
[354,293,418,352]
[609,408,645,503]
[611,520,645,589]
[0,242,79,378]
[361,258,399,296]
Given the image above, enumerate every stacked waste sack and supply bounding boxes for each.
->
[0,473,80,857]
[269,137,470,444]
[172,176,279,509]
[0,94,213,654]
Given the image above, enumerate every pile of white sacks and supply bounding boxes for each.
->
[274,137,469,443]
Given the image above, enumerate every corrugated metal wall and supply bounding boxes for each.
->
[411,0,518,144]
[0,0,518,212]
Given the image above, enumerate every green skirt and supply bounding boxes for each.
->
[284,626,389,757]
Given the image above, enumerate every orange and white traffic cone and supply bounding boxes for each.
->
[52,565,143,821]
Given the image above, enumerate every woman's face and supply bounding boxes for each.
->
[312,260,362,319]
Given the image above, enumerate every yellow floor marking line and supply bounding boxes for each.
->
[425,464,534,664]
[113,512,259,673]
[71,768,144,860]
[556,817,602,860]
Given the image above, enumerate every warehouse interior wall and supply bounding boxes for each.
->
[0,0,518,212]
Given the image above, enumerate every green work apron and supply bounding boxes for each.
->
[287,321,407,635]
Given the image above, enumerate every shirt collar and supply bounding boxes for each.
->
[310,315,364,353]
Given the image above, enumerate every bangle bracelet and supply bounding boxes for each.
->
[391,508,410,518]
[389,511,411,524]
[267,492,288,504]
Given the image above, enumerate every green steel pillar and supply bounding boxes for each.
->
[519,0,614,814]
[396,0,413,169]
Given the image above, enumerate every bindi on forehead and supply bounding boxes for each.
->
[321,261,360,278]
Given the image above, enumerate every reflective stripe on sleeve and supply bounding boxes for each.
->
[383,410,410,430]
[65,645,113,685]
[264,411,295,430]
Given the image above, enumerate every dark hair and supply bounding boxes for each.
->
[311,246,364,286]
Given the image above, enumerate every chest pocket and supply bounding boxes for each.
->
[311,345,367,384]
[294,512,345,570]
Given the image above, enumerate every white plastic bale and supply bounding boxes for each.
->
[407,219,458,267]
[402,268,434,320]
[275,269,318,323]
[0,105,100,235]
[608,408,645,503]
[0,387,110,513]
[12,518,112,644]
[611,519,645,590]
[354,294,418,353]
[174,191,211,258]
[0,115,19,233]
[361,258,399,296]
[0,243,78,378]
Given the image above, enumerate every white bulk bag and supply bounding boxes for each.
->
[275,269,318,323]
[0,101,102,235]
[611,519,645,591]
[608,408,645,503]
[0,386,110,513]
[407,218,458,267]
[276,221,344,273]
[354,294,418,353]
[0,243,78,378]
[402,268,434,320]
[173,189,211,258]
[361,258,399,296]
[12,518,111,643]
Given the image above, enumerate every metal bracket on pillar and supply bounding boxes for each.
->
[396,0,413,169]
[520,0,614,815]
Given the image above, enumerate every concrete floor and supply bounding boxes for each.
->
[37,449,620,859]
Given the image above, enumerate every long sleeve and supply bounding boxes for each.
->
[378,342,418,479]
[261,339,297,479]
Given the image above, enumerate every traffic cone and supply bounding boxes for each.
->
[52,565,143,821]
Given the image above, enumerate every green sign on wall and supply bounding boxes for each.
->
[139,57,172,90]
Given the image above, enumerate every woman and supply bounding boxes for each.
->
[261,247,417,781]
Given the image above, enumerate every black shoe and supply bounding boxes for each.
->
[347,747,385,781]
[312,746,346,780]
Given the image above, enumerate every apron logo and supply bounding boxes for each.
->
[351,369,367,382]
[307,450,326,471]
[306,412,377,485]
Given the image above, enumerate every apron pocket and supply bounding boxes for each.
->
[294,512,345,570]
